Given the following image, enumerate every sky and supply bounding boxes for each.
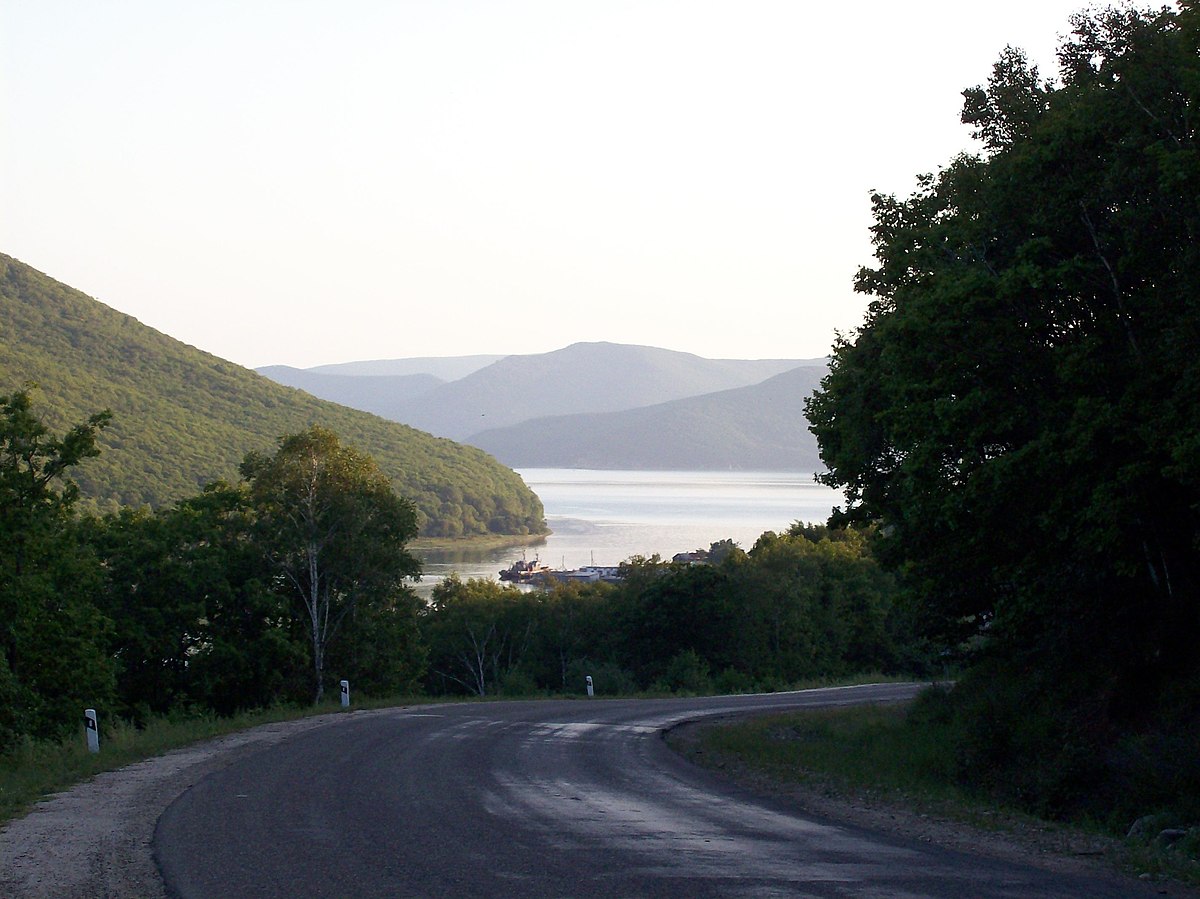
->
[2,1,1097,369]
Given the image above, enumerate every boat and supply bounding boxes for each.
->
[529,565,623,587]
[498,554,551,583]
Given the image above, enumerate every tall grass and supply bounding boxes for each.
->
[699,702,965,804]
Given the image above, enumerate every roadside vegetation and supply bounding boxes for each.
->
[420,525,925,698]
[794,0,1200,882]
[686,692,1200,887]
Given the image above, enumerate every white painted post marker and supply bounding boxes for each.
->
[340,679,350,708]
[84,708,99,754]
[585,675,594,697]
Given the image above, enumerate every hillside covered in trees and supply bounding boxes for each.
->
[0,254,545,537]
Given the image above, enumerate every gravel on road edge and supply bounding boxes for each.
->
[0,710,396,898]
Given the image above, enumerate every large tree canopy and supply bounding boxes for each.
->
[807,2,1199,711]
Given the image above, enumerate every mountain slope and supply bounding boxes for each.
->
[469,364,828,471]
[0,254,544,538]
[378,342,813,440]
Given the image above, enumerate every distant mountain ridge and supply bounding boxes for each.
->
[469,365,827,471]
[258,344,829,471]
[0,253,545,537]
[256,366,443,422]
[309,355,504,380]
[382,342,810,440]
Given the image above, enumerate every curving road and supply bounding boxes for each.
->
[155,684,1160,898]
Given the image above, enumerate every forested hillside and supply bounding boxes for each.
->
[470,364,827,471]
[0,254,545,537]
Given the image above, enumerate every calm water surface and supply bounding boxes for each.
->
[413,469,842,596]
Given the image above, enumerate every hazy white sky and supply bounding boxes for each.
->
[3,1,1094,369]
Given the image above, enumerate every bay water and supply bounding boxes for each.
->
[413,469,843,597]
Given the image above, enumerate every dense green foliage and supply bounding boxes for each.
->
[0,390,116,743]
[806,3,1200,824]
[420,524,910,698]
[0,394,428,740]
[0,253,545,537]
[87,484,309,719]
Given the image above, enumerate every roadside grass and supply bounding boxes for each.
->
[696,701,966,805]
[0,695,430,827]
[686,699,1200,889]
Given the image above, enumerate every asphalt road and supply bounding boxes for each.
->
[155,684,1161,898]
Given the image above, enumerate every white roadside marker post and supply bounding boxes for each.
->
[585,675,594,697]
[84,708,99,753]
[340,679,350,709]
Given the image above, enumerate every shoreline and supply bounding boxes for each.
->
[411,532,549,553]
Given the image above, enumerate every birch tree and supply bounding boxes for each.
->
[421,576,536,696]
[241,427,420,702]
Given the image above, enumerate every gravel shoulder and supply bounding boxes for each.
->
[0,710,397,898]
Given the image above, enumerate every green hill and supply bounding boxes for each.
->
[0,254,545,538]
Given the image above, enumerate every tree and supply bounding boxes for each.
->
[87,506,207,719]
[0,386,115,740]
[805,3,1200,813]
[87,482,310,718]
[420,576,537,696]
[611,558,739,687]
[241,427,421,702]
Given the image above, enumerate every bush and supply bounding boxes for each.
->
[655,650,713,695]
[564,659,637,696]
[498,669,541,697]
[713,667,755,695]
